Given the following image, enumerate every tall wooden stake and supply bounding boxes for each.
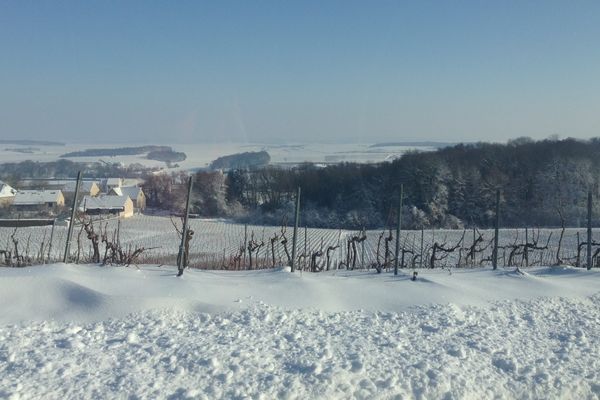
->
[243,224,248,267]
[177,176,193,277]
[291,187,301,272]
[524,227,529,267]
[587,190,592,270]
[47,219,56,263]
[576,232,581,267]
[63,171,82,263]
[420,226,424,268]
[304,225,308,270]
[361,228,365,268]
[492,189,500,270]
[394,184,403,275]
[471,226,476,264]
[116,218,121,248]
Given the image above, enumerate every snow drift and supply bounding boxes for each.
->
[0,264,599,399]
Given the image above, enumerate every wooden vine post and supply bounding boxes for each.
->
[291,187,301,272]
[587,190,592,270]
[492,189,500,270]
[177,176,193,277]
[63,171,82,263]
[394,184,403,275]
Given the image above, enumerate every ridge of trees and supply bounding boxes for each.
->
[171,137,600,229]
[209,151,270,170]
[61,145,174,158]
[0,159,147,184]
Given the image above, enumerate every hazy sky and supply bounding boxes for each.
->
[1,1,599,144]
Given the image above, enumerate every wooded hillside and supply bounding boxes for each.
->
[207,137,600,229]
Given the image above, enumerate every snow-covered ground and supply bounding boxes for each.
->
[1,264,599,399]
[0,142,431,170]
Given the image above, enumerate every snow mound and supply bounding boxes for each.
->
[1,264,599,398]
[0,275,113,323]
[1,264,599,324]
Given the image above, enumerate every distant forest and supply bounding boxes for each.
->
[61,145,186,163]
[186,137,600,229]
[61,145,171,157]
[0,159,145,182]
[209,151,270,170]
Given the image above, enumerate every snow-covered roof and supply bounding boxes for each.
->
[0,181,17,198]
[122,178,143,186]
[110,185,143,200]
[82,195,131,211]
[105,178,122,186]
[63,181,99,193]
[13,190,63,205]
[122,186,143,199]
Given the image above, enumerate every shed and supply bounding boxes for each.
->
[63,181,101,197]
[13,190,65,209]
[81,195,134,218]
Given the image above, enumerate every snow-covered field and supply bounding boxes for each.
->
[0,142,430,170]
[1,264,599,399]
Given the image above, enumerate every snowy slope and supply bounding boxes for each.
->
[1,265,599,399]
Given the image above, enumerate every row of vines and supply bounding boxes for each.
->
[1,215,599,270]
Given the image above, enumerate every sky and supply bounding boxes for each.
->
[1,1,599,144]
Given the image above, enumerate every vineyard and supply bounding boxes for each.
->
[0,215,597,270]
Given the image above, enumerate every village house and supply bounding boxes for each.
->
[81,194,134,218]
[12,190,65,210]
[0,181,17,206]
[108,186,146,210]
[63,181,101,197]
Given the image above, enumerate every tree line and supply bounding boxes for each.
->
[153,137,600,230]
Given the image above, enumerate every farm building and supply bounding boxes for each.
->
[63,181,101,197]
[81,195,134,218]
[109,186,146,210]
[0,181,17,205]
[12,190,65,210]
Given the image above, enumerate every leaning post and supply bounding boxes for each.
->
[291,187,301,272]
[471,226,476,265]
[304,225,308,270]
[587,190,593,270]
[492,189,500,270]
[420,226,424,268]
[394,184,403,275]
[524,227,529,268]
[177,176,194,277]
[243,224,248,267]
[63,171,82,263]
[47,218,56,263]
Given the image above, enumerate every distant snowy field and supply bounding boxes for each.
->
[1,264,599,399]
[0,142,431,169]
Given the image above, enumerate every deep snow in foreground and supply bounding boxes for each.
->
[1,265,599,399]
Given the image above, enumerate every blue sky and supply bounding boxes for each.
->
[1,1,599,144]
